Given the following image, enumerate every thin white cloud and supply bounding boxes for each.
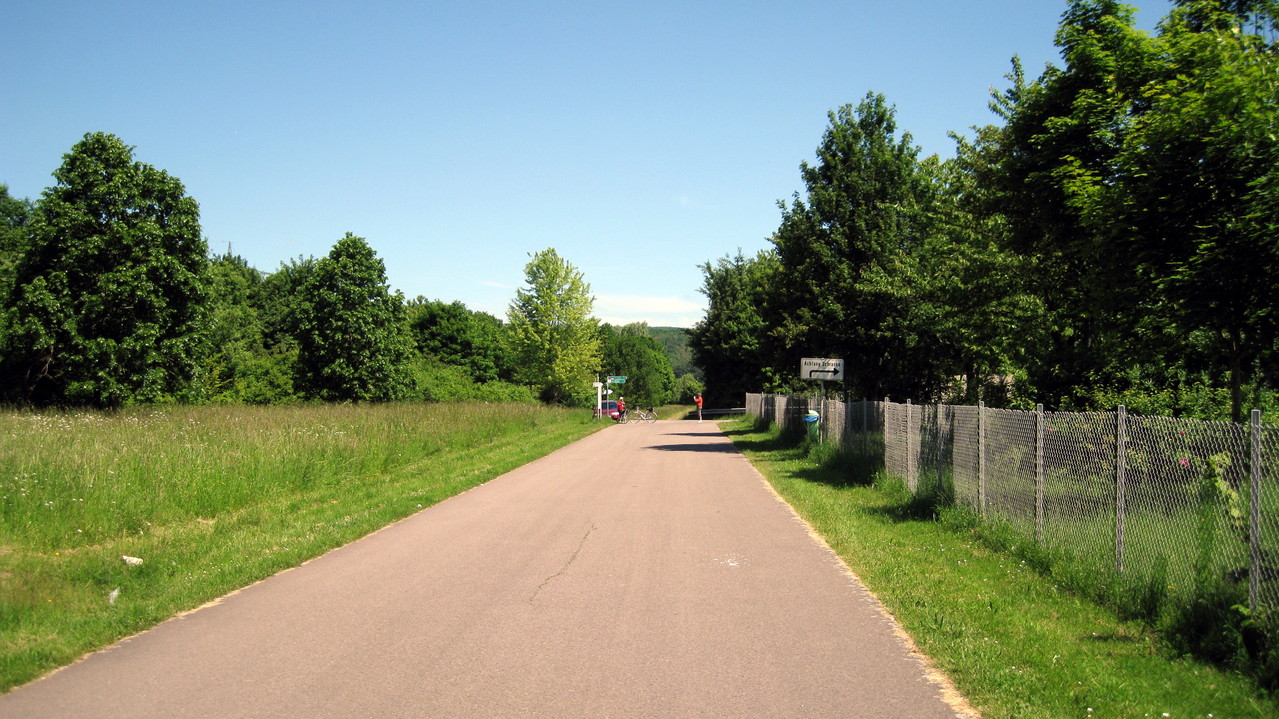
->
[595,294,704,315]
[594,294,707,329]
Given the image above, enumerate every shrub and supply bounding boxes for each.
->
[409,358,538,404]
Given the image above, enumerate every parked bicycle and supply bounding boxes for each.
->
[628,407,657,424]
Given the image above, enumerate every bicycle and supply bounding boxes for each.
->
[627,407,657,423]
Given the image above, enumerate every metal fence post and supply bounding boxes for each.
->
[1036,403,1045,544]
[978,401,987,520]
[937,402,945,496]
[906,399,916,491]
[884,397,891,478]
[1251,409,1262,612]
[1116,405,1128,576]
[862,398,868,461]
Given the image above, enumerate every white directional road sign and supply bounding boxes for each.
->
[800,358,845,381]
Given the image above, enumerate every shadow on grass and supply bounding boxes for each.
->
[723,424,931,520]
[721,426,797,455]
[790,463,869,490]
[860,474,960,523]
[1084,632,1147,644]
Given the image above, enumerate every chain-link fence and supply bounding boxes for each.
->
[745,394,1279,614]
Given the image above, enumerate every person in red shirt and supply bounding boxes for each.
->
[694,393,703,423]
[617,396,627,423]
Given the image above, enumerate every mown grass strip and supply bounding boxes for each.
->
[724,419,1277,719]
[0,402,606,692]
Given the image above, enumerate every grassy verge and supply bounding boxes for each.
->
[656,404,694,420]
[724,418,1277,719]
[0,402,605,692]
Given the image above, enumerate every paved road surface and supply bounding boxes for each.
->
[2,420,973,718]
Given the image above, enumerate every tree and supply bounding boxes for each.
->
[506,248,601,405]
[1172,0,1279,35]
[1110,1,1279,420]
[688,249,780,408]
[926,132,1045,405]
[600,323,676,408]
[0,132,208,407]
[406,298,511,383]
[648,326,699,380]
[969,0,1279,418]
[293,233,413,402]
[257,255,317,351]
[769,93,944,400]
[990,0,1160,407]
[672,373,705,404]
[0,184,33,306]
[199,253,296,403]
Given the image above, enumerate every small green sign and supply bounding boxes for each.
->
[607,376,627,384]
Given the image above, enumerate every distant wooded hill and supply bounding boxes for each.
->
[649,327,699,381]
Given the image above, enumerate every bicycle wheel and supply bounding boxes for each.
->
[627,412,640,424]
[643,410,656,423]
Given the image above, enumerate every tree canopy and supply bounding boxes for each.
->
[292,233,414,402]
[1,0,1273,422]
[0,133,208,407]
[688,250,778,408]
[506,248,602,405]
[600,323,676,408]
[407,298,511,384]
[691,0,1278,420]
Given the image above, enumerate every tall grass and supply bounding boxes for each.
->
[2,403,529,548]
[0,402,604,691]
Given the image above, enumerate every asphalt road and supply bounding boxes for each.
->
[2,420,975,718]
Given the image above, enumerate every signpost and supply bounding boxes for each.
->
[800,358,844,443]
[800,358,844,381]
[596,377,627,419]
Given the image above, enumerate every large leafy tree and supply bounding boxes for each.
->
[257,255,317,351]
[506,248,601,405]
[911,142,1045,405]
[0,133,208,407]
[648,326,699,379]
[600,322,676,408]
[769,93,944,400]
[991,0,1160,407]
[1172,0,1279,33]
[293,233,413,402]
[688,249,780,408]
[1109,1,1279,420]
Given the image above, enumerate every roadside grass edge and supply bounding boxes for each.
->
[724,416,1277,719]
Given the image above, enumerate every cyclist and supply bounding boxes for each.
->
[617,396,627,423]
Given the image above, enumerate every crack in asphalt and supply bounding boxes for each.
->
[529,523,596,604]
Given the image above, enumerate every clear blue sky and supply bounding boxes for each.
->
[3,0,1172,328]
